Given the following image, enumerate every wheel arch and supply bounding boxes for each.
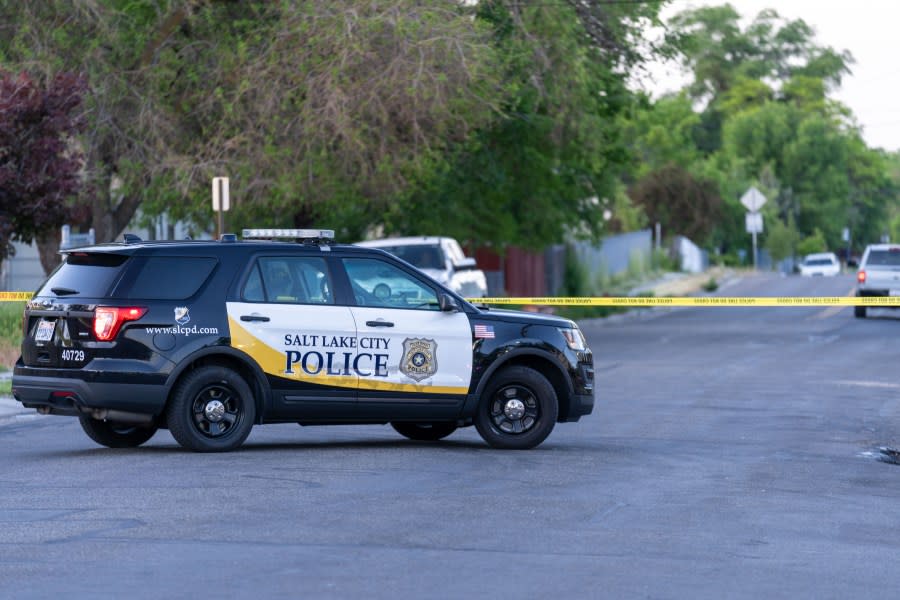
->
[469,348,573,422]
[164,347,271,424]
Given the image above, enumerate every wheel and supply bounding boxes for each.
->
[166,366,256,452]
[855,305,866,318]
[391,422,457,441]
[474,366,558,449]
[79,416,158,448]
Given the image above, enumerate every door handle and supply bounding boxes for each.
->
[240,315,270,322]
[366,320,394,327]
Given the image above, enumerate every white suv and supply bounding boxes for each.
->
[356,236,488,298]
[798,252,840,277]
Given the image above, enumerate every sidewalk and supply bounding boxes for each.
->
[629,266,740,297]
[0,396,35,421]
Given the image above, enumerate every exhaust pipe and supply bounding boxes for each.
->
[89,408,154,425]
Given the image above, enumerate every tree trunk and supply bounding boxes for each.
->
[36,233,62,276]
[91,178,143,243]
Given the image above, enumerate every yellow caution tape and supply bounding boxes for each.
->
[0,291,33,301]
[469,296,900,307]
[1,290,893,307]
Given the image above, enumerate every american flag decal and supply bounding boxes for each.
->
[474,324,495,339]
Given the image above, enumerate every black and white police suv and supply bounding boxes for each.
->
[12,229,594,452]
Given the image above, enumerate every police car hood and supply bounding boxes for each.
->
[472,308,575,328]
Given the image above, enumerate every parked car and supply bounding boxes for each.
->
[355,236,488,298]
[13,228,593,451]
[798,252,840,277]
[854,244,900,318]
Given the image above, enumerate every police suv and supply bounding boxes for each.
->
[12,229,594,452]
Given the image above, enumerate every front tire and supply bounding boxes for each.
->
[475,366,558,449]
[166,366,256,452]
[79,416,158,448]
[391,422,457,441]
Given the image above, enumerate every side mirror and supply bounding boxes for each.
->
[439,293,460,312]
[453,257,478,271]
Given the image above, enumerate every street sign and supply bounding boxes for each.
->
[745,212,763,234]
[842,227,850,242]
[740,187,767,212]
[212,177,230,212]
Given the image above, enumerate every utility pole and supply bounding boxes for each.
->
[212,177,230,238]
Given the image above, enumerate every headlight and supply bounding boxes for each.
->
[559,327,587,351]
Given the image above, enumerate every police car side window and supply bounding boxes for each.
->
[242,264,265,302]
[253,257,333,305]
[343,258,439,310]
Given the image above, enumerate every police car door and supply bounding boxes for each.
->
[341,256,472,419]
[227,255,358,419]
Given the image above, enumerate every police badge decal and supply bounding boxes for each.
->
[400,338,437,382]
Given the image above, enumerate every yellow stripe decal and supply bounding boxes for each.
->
[227,316,468,395]
[467,296,898,307]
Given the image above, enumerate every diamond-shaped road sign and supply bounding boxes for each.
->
[740,187,767,212]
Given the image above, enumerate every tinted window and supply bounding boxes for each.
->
[242,264,265,302]
[126,257,218,300]
[343,258,438,310]
[37,253,130,297]
[376,245,445,270]
[866,250,900,267]
[805,259,834,266]
[255,257,333,304]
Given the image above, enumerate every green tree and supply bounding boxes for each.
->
[797,228,827,257]
[765,216,799,263]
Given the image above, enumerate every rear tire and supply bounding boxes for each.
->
[855,305,866,319]
[79,416,158,448]
[166,366,256,452]
[391,422,457,441]
[474,366,558,449]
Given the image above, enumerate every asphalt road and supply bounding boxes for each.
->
[3,272,900,598]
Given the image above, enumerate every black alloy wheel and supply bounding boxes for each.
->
[167,366,256,452]
[475,365,558,450]
[391,422,458,441]
[79,416,158,448]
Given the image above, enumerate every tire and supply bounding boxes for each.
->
[855,305,866,319]
[391,422,457,441]
[166,366,256,452]
[474,366,558,450]
[79,416,158,448]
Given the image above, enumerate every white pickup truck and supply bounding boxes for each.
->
[355,236,488,298]
[855,244,900,318]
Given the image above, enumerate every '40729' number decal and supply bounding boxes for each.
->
[61,349,85,362]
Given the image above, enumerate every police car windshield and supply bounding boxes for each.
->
[378,245,445,270]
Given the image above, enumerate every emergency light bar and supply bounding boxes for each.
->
[242,228,335,240]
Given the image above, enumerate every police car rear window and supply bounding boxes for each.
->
[124,257,218,300]
[37,253,130,297]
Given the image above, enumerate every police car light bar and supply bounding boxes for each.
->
[242,229,335,240]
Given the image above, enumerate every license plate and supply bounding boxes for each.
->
[34,319,55,342]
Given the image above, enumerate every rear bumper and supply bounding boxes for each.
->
[857,289,900,305]
[12,371,166,418]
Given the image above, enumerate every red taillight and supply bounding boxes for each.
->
[857,270,866,283]
[93,306,147,341]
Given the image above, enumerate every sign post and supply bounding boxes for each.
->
[741,187,767,270]
[212,177,230,239]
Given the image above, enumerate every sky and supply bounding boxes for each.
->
[644,0,900,152]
